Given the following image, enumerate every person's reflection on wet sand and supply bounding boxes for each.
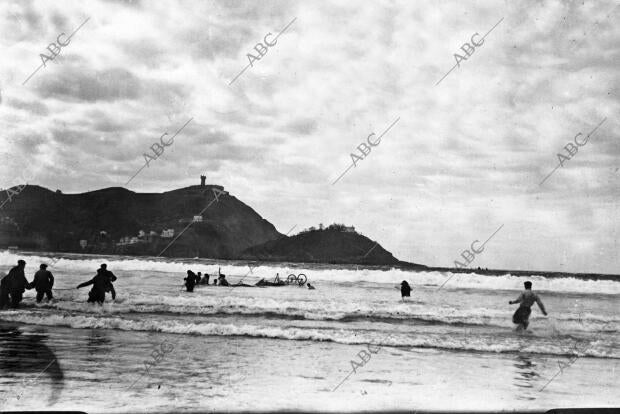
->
[0,324,64,405]
[87,328,112,348]
[86,329,113,372]
[512,354,540,401]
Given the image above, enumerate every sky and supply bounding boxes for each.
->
[0,0,619,274]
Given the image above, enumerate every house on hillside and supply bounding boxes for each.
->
[147,231,159,242]
[117,236,132,246]
[161,229,174,238]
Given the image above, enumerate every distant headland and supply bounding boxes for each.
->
[0,177,415,266]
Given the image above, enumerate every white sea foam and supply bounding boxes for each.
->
[1,250,617,361]
[19,291,618,334]
[0,310,616,359]
[1,250,619,294]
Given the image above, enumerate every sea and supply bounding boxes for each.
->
[0,250,618,412]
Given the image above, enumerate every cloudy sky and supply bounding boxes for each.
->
[1,0,619,274]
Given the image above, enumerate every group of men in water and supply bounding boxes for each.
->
[1,259,549,331]
[0,260,55,309]
[184,268,229,291]
[0,260,117,308]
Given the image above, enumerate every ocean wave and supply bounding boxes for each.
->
[0,311,617,359]
[11,294,620,334]
[1,250,619,294]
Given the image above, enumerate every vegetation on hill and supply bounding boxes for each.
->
[242,224,403,265]
[0,184,281,258]
[0,186,407,265]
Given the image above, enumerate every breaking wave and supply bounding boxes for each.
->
[1,250,619,294]
[0,310,617,359]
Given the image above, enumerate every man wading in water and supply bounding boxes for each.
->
[509,281,548,331]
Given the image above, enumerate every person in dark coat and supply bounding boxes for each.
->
[196,272,203,285]
[30,263,54,303]
[76,269,109,304]
[218,274,229,286]
[184,270,197,292]
[98,264,117,300]
[200,273,210,285]
[400,281,412,301]
[0,272,10,309]
[2,260,32,308]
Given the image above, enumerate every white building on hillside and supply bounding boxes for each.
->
[161,229,175,238]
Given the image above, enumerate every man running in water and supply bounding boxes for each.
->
[99,264,117,300]
[76,268,109,304]
[185,270,197,292]
[509,281,548,331]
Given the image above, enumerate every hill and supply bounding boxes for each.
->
[0,183,408,266]
[0,184,281,259]
[241,227,408,266]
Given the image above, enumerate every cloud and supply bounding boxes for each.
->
[35,67,142,102]
[6,97,49,116]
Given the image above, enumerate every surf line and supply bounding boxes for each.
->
[538,320,612,392]
[332,334,393,392]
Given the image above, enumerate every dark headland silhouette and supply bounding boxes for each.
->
[241,224,402,265]
[0,181,415,266]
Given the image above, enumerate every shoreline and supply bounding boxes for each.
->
[1,321,618,412]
